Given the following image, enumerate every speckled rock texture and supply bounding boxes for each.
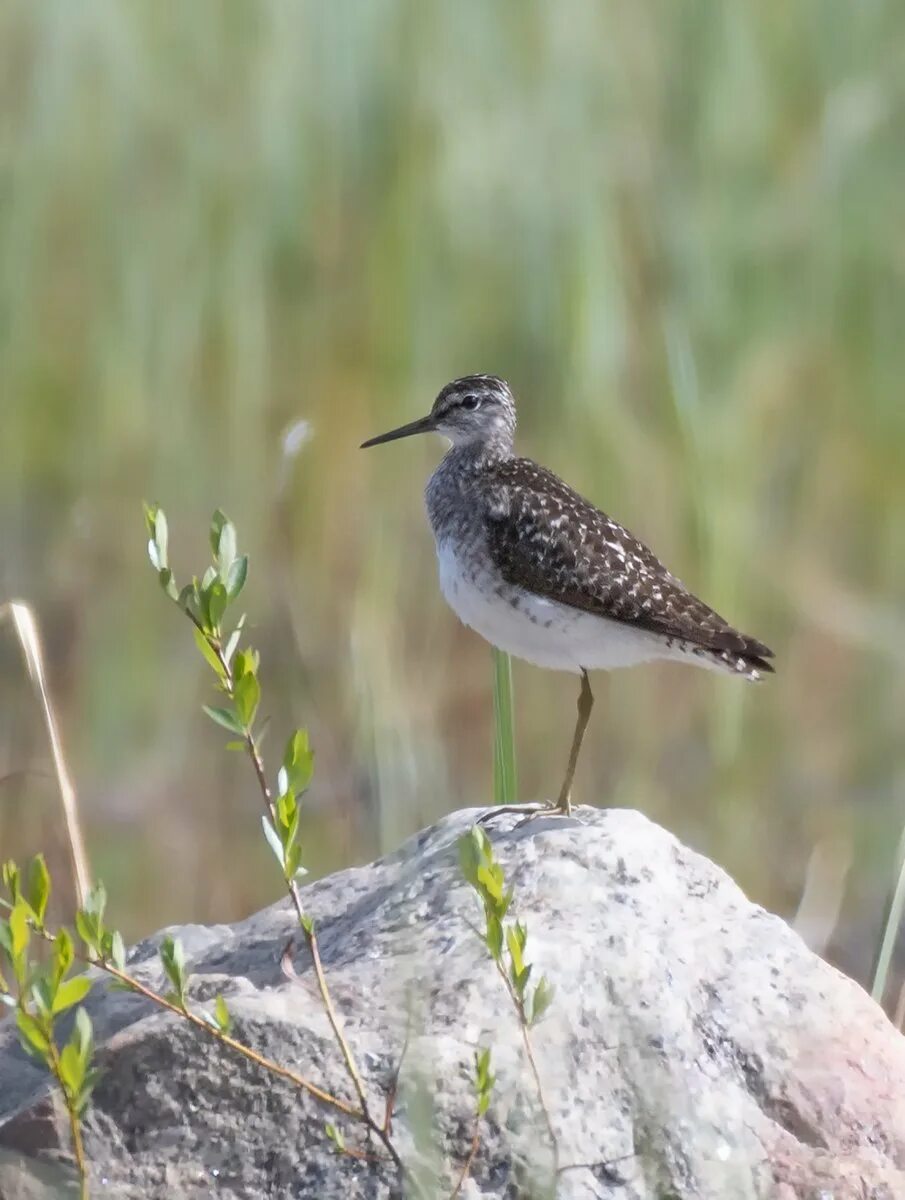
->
[1,807,904,1200]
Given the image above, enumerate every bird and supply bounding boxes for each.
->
[361,375,773,819]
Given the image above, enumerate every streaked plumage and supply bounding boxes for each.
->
[362,374,774,815]
[419,376,772,679]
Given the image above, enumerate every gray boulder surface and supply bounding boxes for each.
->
[1,806,904,1199]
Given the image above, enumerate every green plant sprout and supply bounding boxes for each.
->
[1,858,96,1199]
[1,507,567,1198]
[145,505,401,1167]
[459,825,558,1183]
[0,852,364,1198]
[449,1046,495,1198]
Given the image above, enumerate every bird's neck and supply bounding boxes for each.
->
[444,434,514,473]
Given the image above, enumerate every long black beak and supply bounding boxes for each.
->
[360,414,436,449]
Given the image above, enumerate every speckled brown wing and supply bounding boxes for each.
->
[481,458,774,672]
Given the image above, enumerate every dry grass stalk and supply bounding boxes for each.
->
[0,600,92,907]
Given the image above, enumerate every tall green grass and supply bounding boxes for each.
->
[871,822,905,1014]
[492,650,517,807]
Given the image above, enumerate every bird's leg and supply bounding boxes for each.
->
[478,669,595,825]
[553,669,594,816]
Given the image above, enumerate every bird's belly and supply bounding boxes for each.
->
[436,544,671,674]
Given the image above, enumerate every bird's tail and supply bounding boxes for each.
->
[694,630,775,681]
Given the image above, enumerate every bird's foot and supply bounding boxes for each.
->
[478,798,575,827]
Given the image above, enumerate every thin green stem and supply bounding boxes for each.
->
[103,957,358,1115]
[8,959,91,1198]
[492,958,559,1177]
[871,820,905,1005]
[188,613,401,1170]
[25,917,359,1118]
[448,1124,480,1199]
[47,1040,89,1199]
[492,649,517,806]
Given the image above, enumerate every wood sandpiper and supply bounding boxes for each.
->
[362,375,774,819]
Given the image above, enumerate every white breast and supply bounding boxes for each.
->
[435,542,681,674]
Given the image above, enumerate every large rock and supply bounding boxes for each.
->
[1,807,904,1199]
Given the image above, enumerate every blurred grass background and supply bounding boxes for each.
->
[0,1,903,1005]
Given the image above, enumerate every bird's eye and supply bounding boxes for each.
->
[461,396,480,411]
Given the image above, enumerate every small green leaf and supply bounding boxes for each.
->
[59,1041,84,1097]
[209,510,229,558]
[75,910,100,954]
[85,881,107,920]
[206,581,228,632]
[531,976,555,1025]
[203,705,245,736]
[26,855,50,925]
[76,883,107,955]
[458,826,495,891]
[217,520,237,577]
[158,568,179,600]
[234,671,260,729]
[160,936,187,1003]
[75,1069,99,1115]
[223,625,244,666]
[9,900,30,961]
[74,1007,93,1062]
[146,506,169,572]
[109,930,126,972]
[143,502,158,539]
[512,962,532,1000]
[474,1045,495,1115]
[285,844,303,883]
[261,816,285,869]
[167,936,184,974]
[177,583,198,616]
[31,977,55,1018]
[475,1047,492,1084]
[485,914,503,963]
[214,994,231,1034]
[276,789,298,835]
[282,730,315,796]
[325,1123,345,1152]
[193,628,227,680]
[225,555,248,600]
[52,975,92,1015]
[506,926,525,978]
[53,928,74,982]
[2,861,21,904]
[153,508,168,565]
[284,728,309,762]
[232,648,259,680]
[283,804,302,856]
[477,863,504,904]
[16,1011,50,1059]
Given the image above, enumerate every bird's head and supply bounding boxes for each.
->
[361,375,516,451]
